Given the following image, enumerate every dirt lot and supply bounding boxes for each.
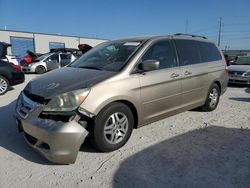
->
[0,75,249,188]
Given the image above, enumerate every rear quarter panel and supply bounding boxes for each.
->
[207,59,228,95]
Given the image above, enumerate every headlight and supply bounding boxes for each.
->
[43,88,90,112]
[242,72,250,77]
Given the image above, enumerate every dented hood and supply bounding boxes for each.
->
[24,67,116,99]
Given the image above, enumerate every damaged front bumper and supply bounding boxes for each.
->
[15,92,89,164]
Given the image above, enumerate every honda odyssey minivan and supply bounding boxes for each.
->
[15,34,228,164]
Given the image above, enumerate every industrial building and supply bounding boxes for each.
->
[0,29,107,57]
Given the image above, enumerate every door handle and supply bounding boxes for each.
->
[170,73,180,78]
[184,71,192,76]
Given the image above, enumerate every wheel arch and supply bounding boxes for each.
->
[214,80,221,93]
[35,65,47,73]
[93,99,140,129]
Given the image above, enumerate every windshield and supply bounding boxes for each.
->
[70,41,142,72]
[35,53,51,61]
[232,56,250,65]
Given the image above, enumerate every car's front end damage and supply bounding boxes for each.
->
[15,91,89,164]
[14,67,116,164]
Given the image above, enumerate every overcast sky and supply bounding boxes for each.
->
[0,0,250,49]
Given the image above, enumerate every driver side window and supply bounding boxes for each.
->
[141,40,177,69]
[47,54,59,62]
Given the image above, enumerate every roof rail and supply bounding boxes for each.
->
[174,33,207,39]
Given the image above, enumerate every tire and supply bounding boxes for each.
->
[92,102,134,152]
[202,83,220,111]
[35,66,46,74]
[0,75,10,95]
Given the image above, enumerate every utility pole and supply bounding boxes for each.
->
[185,20,188,34]
[218,17,222,47]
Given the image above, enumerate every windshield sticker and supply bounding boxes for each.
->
[124,42,140,46]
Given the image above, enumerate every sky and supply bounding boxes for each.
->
[0,0,250,50]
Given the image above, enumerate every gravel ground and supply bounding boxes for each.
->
[0,75,249,188]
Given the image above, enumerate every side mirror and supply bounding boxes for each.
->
[138,59,160,72]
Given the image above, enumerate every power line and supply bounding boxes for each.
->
[223,23,250,26]
[190,25,217,33]
[222,30,250,33]
[221,37,250,40]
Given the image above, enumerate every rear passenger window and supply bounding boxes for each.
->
[141,40,177,69]
[174,39,201,66]
[198,42,222,62]
[60,53,72,60]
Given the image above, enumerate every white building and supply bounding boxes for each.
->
[0,29,107,57]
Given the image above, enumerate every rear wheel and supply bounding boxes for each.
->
[35,66,46,74]
[202,83,220,111]
[92,102,134,152]
[0,75,9,95]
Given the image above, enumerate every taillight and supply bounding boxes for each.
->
[224,62,228,73]
[222,58,228,73]
[11,64,22,71]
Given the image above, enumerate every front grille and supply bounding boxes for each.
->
[23,90,50,104]
[16,93,37,119]
[229,79,249,84]
[17,104,32,118]
[228,71,244,75]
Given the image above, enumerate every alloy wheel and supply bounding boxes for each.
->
[103,112,129,144]
[209,88,218,108]
[0,78,8,94]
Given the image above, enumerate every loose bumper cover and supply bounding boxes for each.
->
[15,92,89,164]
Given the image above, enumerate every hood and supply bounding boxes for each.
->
[0,42,11,59]
[228,65,250,72]
[26,50,39,58]
[24,67,117,99]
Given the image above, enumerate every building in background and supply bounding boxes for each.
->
[0,29,107,57]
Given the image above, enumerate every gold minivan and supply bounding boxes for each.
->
[15,34,228,164]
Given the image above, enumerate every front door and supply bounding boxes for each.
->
[46,53,60,71]
[137,39,182,124]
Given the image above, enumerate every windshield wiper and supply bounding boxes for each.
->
[77,66,102,70]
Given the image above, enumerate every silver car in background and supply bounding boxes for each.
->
[22,52,77,74]
[228,56,250,85]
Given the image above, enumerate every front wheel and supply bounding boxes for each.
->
[202,83,220,111]
[92,102,134,152]
[35,66,46,74]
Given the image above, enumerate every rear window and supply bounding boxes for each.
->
[174,39,201,66]
[198,42,222,62]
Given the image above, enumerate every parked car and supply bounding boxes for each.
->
[5,55,20,65]
[20,50,42,66]
[228,55,250,85]
[0,60,25,95]
[0,42,20,65]
[0,42,24,95]
[22,51,77,74]
[50,47,82,58]
[15,34,228,164]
